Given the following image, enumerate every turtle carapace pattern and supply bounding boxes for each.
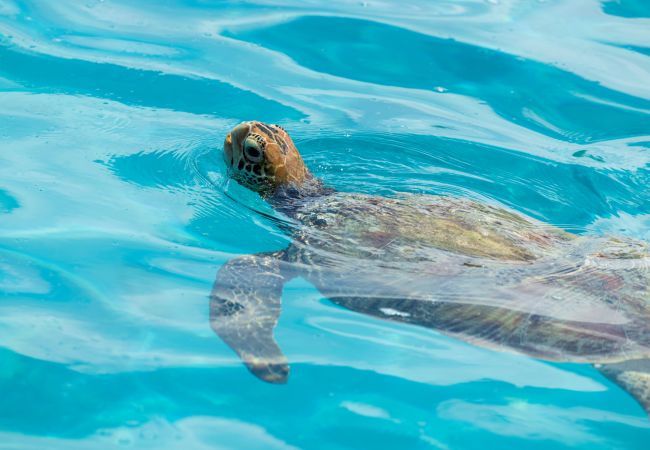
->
[211,121,650,415]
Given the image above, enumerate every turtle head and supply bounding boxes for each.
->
[223,121,310,195]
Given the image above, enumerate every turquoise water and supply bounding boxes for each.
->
[0,0,649,448]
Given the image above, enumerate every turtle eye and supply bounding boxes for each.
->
[243,138,263,162]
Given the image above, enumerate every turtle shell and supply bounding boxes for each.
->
[293,193,573,263]
[287,193,650,363]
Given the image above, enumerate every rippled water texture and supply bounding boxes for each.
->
[1,1,650,449]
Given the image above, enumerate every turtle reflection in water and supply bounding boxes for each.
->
[210,121,650,415]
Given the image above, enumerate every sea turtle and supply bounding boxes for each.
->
[210,121,650,415]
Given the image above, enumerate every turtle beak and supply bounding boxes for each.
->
[231,122,251,150]
[223,133,234,166]
[224,122,251,168]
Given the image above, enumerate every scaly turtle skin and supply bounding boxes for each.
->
[210,121,650,415]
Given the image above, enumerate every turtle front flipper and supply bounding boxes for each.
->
[597,359,650,417]
[210,250,293,383]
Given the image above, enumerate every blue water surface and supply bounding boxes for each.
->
[0,0,649,448]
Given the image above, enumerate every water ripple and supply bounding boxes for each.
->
[0,0,649,448]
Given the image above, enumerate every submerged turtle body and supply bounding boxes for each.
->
[285,191,650,365]
[210,121,650,416]
[289,192,570,262]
